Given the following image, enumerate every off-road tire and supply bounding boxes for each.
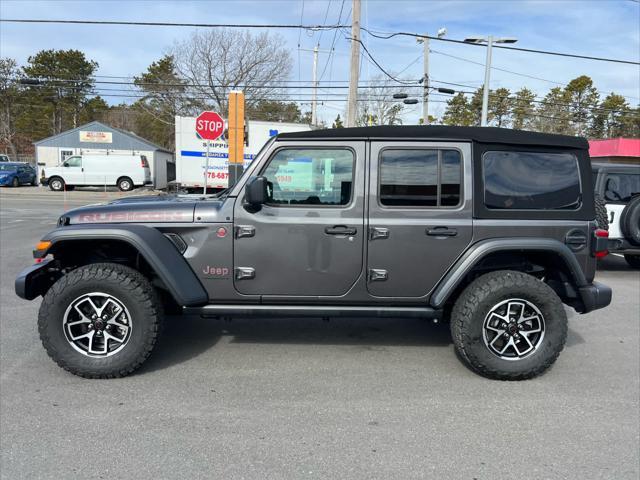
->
[38,263,163,378]
[451,270,567,380]
[624,254,640,269]
[620,196,640,246]
[49,176,64,191]
[117,176,134,192]
[595,195,608,230]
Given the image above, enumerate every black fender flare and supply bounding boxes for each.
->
[430,238,588,309]
[40,224,208,306]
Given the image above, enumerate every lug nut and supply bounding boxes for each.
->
[92,314,97,319]
[87,324,93,330]
[503,332,509,338]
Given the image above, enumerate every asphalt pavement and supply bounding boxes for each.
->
[1,187,638,480]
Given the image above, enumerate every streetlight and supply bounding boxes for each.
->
[417,27,447,125]
[464,35,517,126]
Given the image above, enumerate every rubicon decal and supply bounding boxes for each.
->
[76,211,191,223]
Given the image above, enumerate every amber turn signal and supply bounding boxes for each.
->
[35,241,51,251]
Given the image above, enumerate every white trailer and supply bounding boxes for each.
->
[174,116,311,190]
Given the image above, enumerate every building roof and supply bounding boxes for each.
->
[277,125,589,149]
[588,138,640,158]
[33,121,172,153]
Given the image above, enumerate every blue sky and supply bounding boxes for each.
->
[1,0,639,125]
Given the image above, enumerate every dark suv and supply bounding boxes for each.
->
[15,126,611,380]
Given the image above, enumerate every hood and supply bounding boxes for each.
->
[62,194,201,225]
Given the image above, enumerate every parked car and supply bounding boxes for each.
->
[15,126,611,380]
[592,163,640,268]
[0,162,38,187]
[41,154,152,191]
[0,154,10,162]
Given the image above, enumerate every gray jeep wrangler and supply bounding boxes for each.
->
[15,126,612,380]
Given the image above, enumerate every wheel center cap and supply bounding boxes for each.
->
[508,323,518,335]
[94,320,104,331]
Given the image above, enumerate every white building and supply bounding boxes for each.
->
[33,121,175,189]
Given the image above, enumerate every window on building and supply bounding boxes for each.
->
[483,151,581,210]
[262,148,354,206]
[379,149,462,207]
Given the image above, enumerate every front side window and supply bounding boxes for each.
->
[379,149,462,207]
[65,156,82,167]
[604,173,640,203]
[262,148,354,206]
[483,151,581,210]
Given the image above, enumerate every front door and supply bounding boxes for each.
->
[233,141,365,297]
[366,141,473,298]
[63,156,85,185]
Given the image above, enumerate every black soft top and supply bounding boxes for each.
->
[278,125,588,149]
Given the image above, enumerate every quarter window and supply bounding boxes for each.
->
[379,149,462,207]
[483,151,581,210]
[262,148,354,206]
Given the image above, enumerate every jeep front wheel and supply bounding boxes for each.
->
[38,263,162,378]
[450,270,567,380]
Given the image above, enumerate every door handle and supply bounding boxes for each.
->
[325,225,357,236]
[426,227,458,237]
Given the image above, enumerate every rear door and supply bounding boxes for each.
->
[233,141,366,297]
[366,141,473,298]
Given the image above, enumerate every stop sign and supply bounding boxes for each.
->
[195,111,224,141]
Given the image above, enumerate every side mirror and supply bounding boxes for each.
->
[63,162,69,167]
[245,176,268,206]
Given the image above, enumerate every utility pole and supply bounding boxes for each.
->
[346,0,361,127]
[300,44,331,126]
[312,44,318,126]
[418,28,446,125]
[421,36,430,124]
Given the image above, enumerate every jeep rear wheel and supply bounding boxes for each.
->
[451,270,567,380]
[38,263,162,378]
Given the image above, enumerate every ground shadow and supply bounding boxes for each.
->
[597,254,637,272]
[140,315,452,373]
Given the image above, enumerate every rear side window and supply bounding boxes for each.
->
[379,149,462,207]
[140,155,150,168]
[603,173,640,203]
[483,151,581,210]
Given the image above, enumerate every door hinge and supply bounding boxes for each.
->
[235,267,256,280]
[235,225,255,239]
[368,269,388,281]
[369,227,390,240]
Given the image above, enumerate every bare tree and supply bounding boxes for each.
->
[0,58,20,156]
[356,75,405,126]
[172,29,292,115]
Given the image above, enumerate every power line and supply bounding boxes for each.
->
[361,27,640,66]
[4,17,638,65]
[0,18,347,30]
[345,35,418,86]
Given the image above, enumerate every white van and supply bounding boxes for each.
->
[42,154,151,191]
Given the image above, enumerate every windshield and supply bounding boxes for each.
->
[0,164,17,172]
